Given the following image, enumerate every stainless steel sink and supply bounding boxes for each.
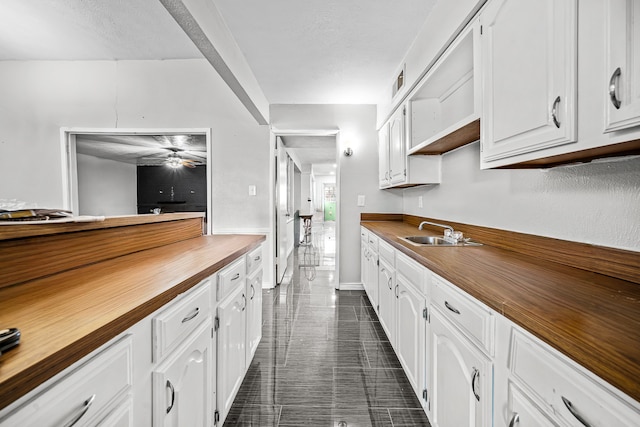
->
[400,236,482,247]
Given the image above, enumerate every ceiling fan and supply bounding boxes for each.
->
[141,147,203,168]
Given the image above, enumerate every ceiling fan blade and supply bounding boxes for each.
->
[182,161,196,168]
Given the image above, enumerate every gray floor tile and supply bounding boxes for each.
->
[223,221,430,426]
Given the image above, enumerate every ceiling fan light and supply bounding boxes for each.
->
[166,155,183,168]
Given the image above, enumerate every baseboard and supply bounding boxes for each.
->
[339,282,364,291]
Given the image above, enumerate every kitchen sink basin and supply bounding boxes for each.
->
[400,236,483,247]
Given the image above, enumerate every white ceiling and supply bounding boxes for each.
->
[214,0,437,104]
[0,0,201,60]
[281,135,336,175]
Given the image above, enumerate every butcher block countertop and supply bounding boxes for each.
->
[362,218,640,404]
[0,232,265,411]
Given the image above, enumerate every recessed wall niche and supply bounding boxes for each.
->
[136,165,207,215]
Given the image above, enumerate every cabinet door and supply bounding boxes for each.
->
[396,275,426,402]
[605,0,640,132]
[152,322,212,427]
[389,106,407,185]
[377,258,396,344]
[481,0,577,165]
[217,284,247,424]
[378,124,390,188]
[430,310,492,427]
[367,249,379,311]
[246,269,263,363]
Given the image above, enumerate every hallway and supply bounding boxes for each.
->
[224,220,431,426]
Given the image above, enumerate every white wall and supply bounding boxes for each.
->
[0,59,273,284]
[403,144,640,252]
[270,104,404,287]
[77,154,137,216]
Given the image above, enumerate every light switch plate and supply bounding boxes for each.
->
[357,195,365,206]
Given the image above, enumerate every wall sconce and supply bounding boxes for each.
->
[343,147,353,157]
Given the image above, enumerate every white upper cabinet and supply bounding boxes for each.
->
[408,19,481,155]
[480,0,578,168]
[389,105,408,185]
[605,0,640,132]
[378,124,390,188]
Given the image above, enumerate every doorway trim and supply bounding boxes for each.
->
[60,127,213,235]
[269,128,341,289]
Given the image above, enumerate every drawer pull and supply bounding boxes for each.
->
[471,367,480,401]
[561,396,592,427]
[166,380,175,414]
[181,307,200,323]
[231,273,241,281]
[444,301,461,315]
[508,412,520,427]
[254,255,261,262]
[609,67,621,109]
[63,394,95,427]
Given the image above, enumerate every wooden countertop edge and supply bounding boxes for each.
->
[0,233,265,411]
[0,212,205,241]
[361,221,640,404]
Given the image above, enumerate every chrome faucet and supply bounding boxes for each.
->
[418,221,454,234]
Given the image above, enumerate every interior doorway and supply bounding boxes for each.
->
[61,127,212,234]
[270,129,340,289]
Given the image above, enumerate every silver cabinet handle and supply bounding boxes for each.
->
[471,367,480,401]
[63,394,96,427]
[166,380,175,414]
[562,396,593,427]
[444,301,461,315]
[395,284,399,298]
[250,283,255,300]
[387,275,393,290]
[552,96,561,128]
[254,255,261,262]
[508,412,520,427]
[231,273,240,281]
[181,307,199,323]
[242,293,246,311]
[609,67,622,109]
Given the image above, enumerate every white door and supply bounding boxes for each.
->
[275,137,289,284]
[430,310,492,427]
[396,276,426,401]
[377,258,396,343]
[605,0,640,132]
[217,285,246,424]
[389,106,407,185]
[480,0,577,164]
[152,323,212,427]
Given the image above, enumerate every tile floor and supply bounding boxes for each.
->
[224,219,431,426]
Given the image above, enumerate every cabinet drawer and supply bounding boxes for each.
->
[360,227,368,242]
[378,239,395,266]
[217,257,246,301]
[153,279,211,362]
[396,251,425,295]
[431,275,494,355]
[367,232,378,251]
[246,244,263,276]
[507,381,556,427]
[0,336,132,427]
[510,328,640,427]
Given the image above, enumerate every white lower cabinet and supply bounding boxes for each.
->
[96,397,133,426]
[0,335,133,427]
[430,309,492,427]
[246,268,263,362]
[395,273,426,403]
[377,257,396,340]
[217,283,247,424]
[152,322,212,427]
[506,382,556,427]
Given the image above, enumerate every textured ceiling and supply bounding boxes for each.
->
[0,0,202,60]
[214,0,437,104]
